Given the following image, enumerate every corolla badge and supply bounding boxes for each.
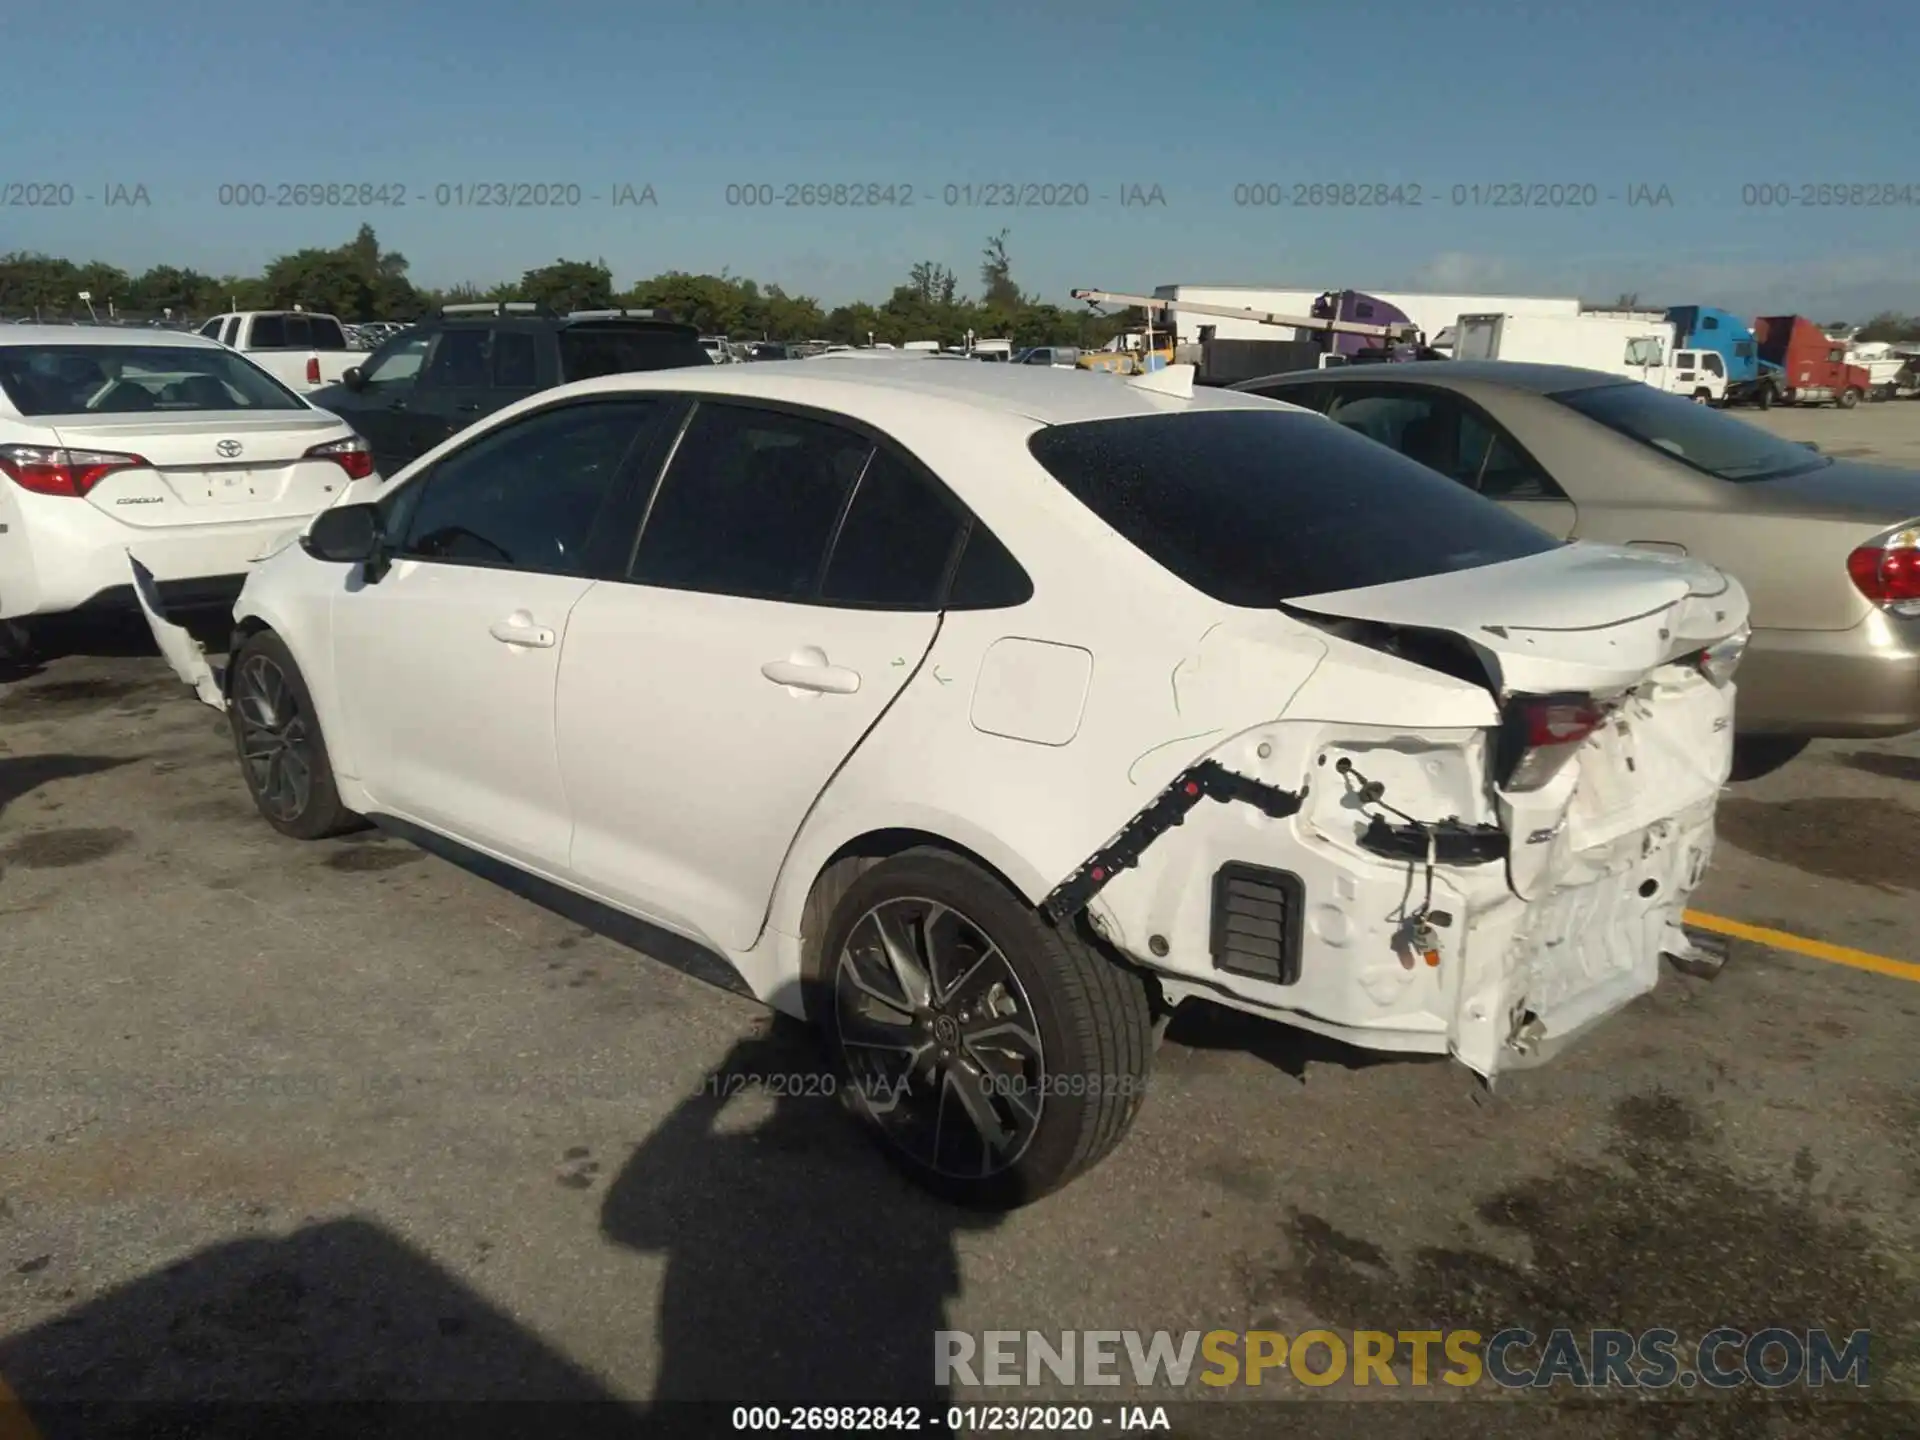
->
[215,439,243,458]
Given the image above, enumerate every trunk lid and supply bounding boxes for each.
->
[1285,542,1746,696]
[52,412,354,528]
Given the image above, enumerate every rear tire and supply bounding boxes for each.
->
[806,846,1154,1208]
[227,630,363,840]
[1730,735,1812,782]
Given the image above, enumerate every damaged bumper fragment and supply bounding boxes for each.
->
[1040,760,1306,924]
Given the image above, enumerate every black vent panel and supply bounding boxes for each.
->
[1209,863,1305,985]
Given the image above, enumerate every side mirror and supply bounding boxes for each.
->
[303,502,383,564]
[341,366,366,391]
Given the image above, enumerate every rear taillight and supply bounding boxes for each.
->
[1497,694,1606,793]
[306,356,322,385]
[0,443,149,497]
[1847,527,1920,616]
[304,435,374,481]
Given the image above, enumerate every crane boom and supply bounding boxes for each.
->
[1071,288,1420,341]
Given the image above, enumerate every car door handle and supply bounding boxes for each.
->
[385,399,409,412]
[489,613,556,648]
[455,403,482,413]
[761,653,861,695]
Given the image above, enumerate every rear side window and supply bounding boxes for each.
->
[821,449,967,608]
[1026,410,1559,606]
[309,317,348,350]
[493,330,539,387]
[560,326,707,381]
[630,403,872,601]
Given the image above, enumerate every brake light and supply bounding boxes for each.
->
[1497,694,1606,793]
[1847,527,1920,616]
[0,444,149,497]
[304,435,374,481]
[306,356,321,385]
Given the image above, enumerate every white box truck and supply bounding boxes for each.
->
[1454,312,1676,389]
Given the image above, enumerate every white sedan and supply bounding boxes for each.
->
[0,326,371,638]
[139,359,1748,1207]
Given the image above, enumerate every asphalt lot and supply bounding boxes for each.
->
[1,400,1917,1437]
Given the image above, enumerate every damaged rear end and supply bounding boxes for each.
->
[1053,544,1749,1079]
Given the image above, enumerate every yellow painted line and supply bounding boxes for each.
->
[1684,910,1920,984]
[0,1374,43,1440]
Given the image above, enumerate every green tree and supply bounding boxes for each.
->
[1855,311,1920,343]
[980,230,1022,312]
[519,258,615,313]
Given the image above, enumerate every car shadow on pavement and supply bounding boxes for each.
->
[0,1217,654,1439]
[0,610,230,685]
[599,1018,998,1426]
[0,754,134,822]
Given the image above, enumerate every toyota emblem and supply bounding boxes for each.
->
[215,439,243,458]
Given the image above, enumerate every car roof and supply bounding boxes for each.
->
[1237,360,1636,395]
[555,356,1297,426]
[0,325,225,350]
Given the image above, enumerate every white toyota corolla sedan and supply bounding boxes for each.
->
[0,326,372,644]
[139,358,1749,1207]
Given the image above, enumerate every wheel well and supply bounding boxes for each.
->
[797,829,1036,984]
[794,828,1165,1016]
[229,615,273,653]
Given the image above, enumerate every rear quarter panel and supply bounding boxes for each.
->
[1477,389,1872,631]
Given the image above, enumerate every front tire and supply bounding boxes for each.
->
[1837,387,1861,409]
[807,847,1154,1208]
[228,630,362,839]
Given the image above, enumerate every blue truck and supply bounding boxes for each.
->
[1664,305,1784,407]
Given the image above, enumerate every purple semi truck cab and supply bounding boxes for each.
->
[1311,289,1420,359]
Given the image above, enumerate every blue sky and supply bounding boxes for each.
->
[4,0,1917,317]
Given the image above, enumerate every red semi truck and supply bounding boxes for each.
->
[1754,315,1872,408]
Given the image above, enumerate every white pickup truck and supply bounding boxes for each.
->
[196,310,362,393]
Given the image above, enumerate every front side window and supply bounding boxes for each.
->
[420,329,490,388]
[1027,409,1558,606]
[0,344,306,415]
[1703,353,1725,377]
[630,403,872,601]
[393,401,660,574]
[360,332,432,387]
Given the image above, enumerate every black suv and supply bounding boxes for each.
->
[308,302,708,475]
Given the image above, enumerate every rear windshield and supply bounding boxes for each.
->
[1550,380,1831,482]
[561,326,708,381]
[1027,409,1559,606]
[0,344,307,415]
